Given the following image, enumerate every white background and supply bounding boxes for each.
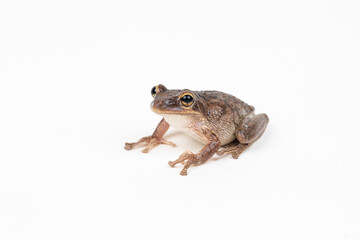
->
[1,0,360,239]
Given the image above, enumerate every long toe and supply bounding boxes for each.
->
[124,142,135,150]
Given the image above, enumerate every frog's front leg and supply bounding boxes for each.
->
[124,118,176,153]
[168,128,221,176]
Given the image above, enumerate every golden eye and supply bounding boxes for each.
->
[180,93,194,107]
[151,86,158,98]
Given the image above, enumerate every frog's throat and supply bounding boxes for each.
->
[151,108,200,115]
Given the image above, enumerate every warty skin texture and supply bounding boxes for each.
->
[125,84,269,176]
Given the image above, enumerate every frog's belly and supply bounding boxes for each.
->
[216,128,237,145]
[181,127,209,145]
[162,113,236,145]
[162,114,208,144]
[181,127,236,145]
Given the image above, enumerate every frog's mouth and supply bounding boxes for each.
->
[151,101,199,115]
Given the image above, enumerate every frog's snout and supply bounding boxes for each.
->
[150,101,156,111]
[152,99,176,110]
[151,100,164,113]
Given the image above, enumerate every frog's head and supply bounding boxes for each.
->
[150,84,201,115]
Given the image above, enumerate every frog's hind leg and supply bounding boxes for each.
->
[217,113,269,159]
[237,113,269,144]
[217,140,249,159]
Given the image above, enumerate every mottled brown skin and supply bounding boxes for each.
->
[124,84,269,176]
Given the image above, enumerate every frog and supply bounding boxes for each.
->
[124,84,269,176]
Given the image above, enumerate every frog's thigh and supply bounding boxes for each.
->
[236,113,269,144]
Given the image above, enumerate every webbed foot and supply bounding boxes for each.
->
[168,151,199,176]
[217,141,249,159]
[125,136,176,153]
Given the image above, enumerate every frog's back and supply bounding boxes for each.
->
[193,90,254,145]
[195,90,254,123]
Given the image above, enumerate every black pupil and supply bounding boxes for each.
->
[151,86,156,96]
[181,95,193,103]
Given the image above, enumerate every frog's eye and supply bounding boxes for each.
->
[151,86,157,98]
[180,93,194,107]
[151,84,168,98]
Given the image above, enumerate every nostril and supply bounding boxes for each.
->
[164,99,172,105]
